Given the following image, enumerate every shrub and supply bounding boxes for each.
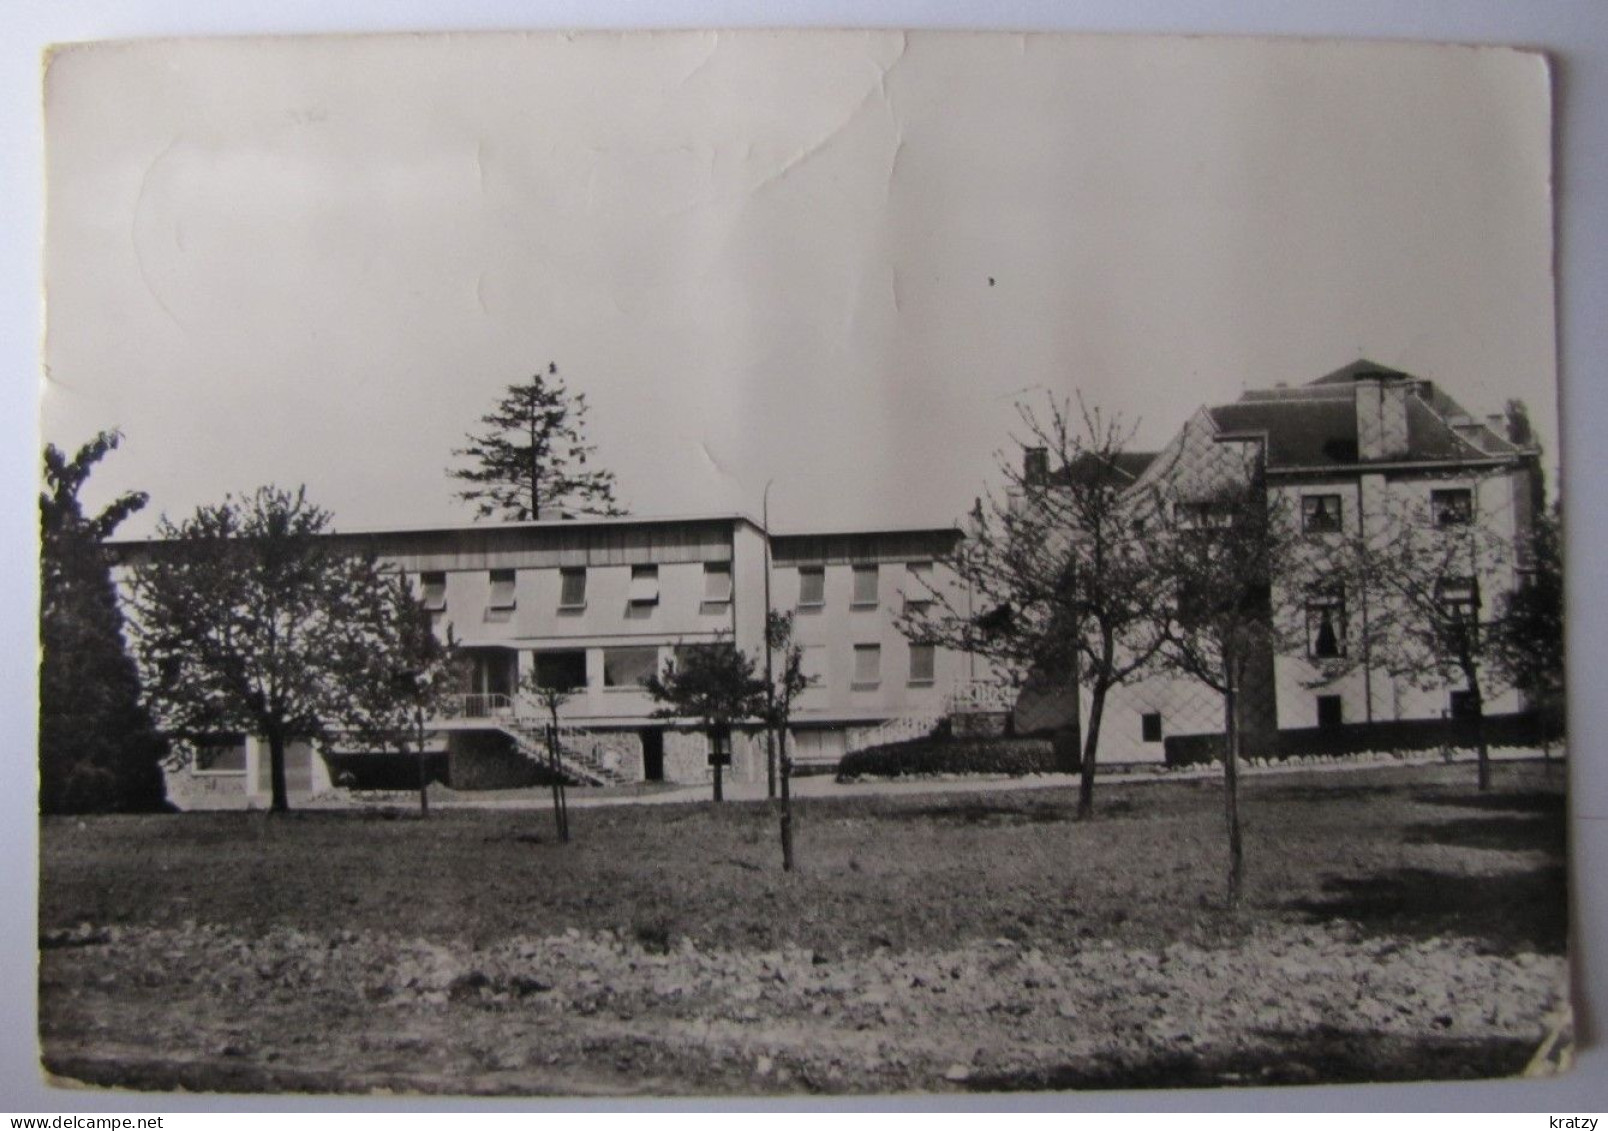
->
[1162,709,1562,767]
[836,736,1058,781]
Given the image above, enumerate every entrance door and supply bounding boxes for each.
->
[641,728,665,782]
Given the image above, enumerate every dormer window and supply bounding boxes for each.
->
[1431,488,1473,527]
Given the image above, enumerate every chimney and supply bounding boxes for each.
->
[1354,371,1411,461]
[1023,446,1049,485]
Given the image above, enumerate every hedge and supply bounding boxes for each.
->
[835,736,1059,781]
[1162,709,1564,767]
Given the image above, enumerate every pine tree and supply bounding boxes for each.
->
[449,363,624,520]
[39,431,169,814]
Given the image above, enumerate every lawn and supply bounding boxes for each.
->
[39,760,1570,1095]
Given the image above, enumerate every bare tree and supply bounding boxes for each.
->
[1140,433,1296,909]
[1306,481,1519,792]
[1490,499,1564,764]
[898,395,1166,817]
[522,677,576,843]
[450,362,624,520]
[762,611,812,871]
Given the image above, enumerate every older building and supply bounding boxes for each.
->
[1085,360,1543,764]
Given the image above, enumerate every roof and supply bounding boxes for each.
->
[1207,359,1526,470]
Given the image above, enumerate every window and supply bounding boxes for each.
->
[488,569,517,611]
[852,643,881,688]
[790,727,847,765]
[707,728,733,767]
[534,650,587,692]
[1305,585,1347,659]
[1302,494,1343,533]
[1316,695,1343,730]
[558,567,587,610]
[194,734,247,773]
[1431,488,1474,527]
[1141,713,1163,743]
[904,562,934,611]
[628,564,659,606]
[420,571,447,612]
[1437,577,1481,650]
[702,561,733,604]
[851,565,879,608]
[908,643,936,685]
[1449,689,1480,720]
[603,647,659,689]
[797,566,825,609]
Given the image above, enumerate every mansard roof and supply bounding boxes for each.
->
[1206,360,1526,470]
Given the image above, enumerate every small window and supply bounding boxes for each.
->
[1305,585,1347,659]
[1141,713,1163,743]
[852,643,881,688]
[798,566,825,609]
[420,571,447,612]
[904,562,934,610]
[488,569,517,611]
[851,565,879,608]
[558,567,587,610]
[628,564,660,606]
[534,650,588,692]
[1302,494,1343,533]
[703,562,733,604]
[1316,695,1343,730]
[1449,689,1480,720]
[1431,488,1473,527]
[194,734,247,773]
[603,647,659,689]
[908,643,936,685]
[1437,577,1481,650]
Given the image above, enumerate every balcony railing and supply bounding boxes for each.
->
[455,693,515,719]
[944,681,1017,715]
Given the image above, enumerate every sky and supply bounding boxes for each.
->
[40,30,1557,539]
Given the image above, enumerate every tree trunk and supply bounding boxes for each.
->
[416,709,429,818]
[712,756,724,804]
[1223,681,1244,911]
[267,726,289,813]
[1474,690,1491,793]
[765,721,777,800]
[779,728,795,872]
[1078,682,1109,819]
[546,722,569,843]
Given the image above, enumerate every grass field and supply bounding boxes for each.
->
[39,760,1570,1095]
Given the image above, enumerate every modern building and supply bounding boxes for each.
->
[155,514,969,808]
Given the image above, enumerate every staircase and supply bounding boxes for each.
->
[844,710,947,754]
[494,718,636,787]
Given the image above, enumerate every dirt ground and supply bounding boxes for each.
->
[38,761,1571,1096]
